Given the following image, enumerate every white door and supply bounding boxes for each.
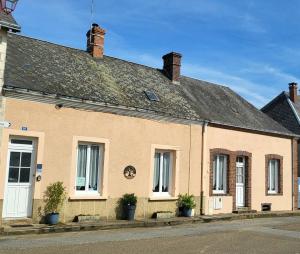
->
[3,139,35,218]
[236,157,245,208]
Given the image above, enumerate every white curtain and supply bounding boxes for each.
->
[269,160,279,192]
[218,156,224,190]
[89,146,99,191]
[153,153,160,192]
[213,157,217,190]
[162,153,170,192]
[77,145,87,190]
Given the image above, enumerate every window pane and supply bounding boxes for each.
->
[236,167,243,183]
[20,168,30,183]
[8,167,19,182]
[274,160,279,192]
[9,152,20,167]
[162,153,170,192]
[270,160,275,191]
[218,156,225,190]
[153,153,160,192]
[76,145,87,191]
[213,157,217,190]
[21,153,32,167]
[89,146,99,191]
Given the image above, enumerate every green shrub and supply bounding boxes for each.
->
[177,194,196,209]
[44,182,67,214]
[121,193,137,206]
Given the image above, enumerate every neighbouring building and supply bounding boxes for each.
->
[262,82,300,208]
[0,14,298,223]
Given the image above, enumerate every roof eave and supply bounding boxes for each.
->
[3,86,298,139]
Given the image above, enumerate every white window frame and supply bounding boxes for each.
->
[75,142,103,196]
[152,150,173,197]
[268,159,279,194]
[213,154,228,194]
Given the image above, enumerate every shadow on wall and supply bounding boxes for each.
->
[115,198,124,220]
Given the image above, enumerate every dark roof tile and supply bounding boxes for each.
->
[4,33,294,136]
[0,12,20,32]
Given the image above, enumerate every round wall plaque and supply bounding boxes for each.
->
[124,165,136,179]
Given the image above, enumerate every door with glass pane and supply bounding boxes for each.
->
[3,139,35,218]
[236,157,245,208]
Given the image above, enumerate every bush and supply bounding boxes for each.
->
[121,193,137,206]
[177,194,196,209]
[44,182,67,214]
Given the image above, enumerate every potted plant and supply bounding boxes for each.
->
[177,193,196,217]
[44,181,66,225]
[121,193,137,221]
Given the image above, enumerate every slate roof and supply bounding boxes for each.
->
[262,92,300,135]
[0,12,20,32]
[4,32,295,137]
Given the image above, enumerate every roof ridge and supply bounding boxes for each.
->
[261,91,286,111]
[8,32,86,53]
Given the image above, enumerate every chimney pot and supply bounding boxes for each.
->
[289,82,298,103]
[86,24,106,58]
[162,52,182,83]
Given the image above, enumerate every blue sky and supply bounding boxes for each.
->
[12,0,300,108]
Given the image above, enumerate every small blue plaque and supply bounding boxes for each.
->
[21,126,28,131]
[37,164,43,173]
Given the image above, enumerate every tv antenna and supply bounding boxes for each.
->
[90,0,95,25]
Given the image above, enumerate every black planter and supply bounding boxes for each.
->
[124,205,136,220]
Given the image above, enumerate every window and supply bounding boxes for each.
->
[145,90,160,102]
[268,159,279,194]
[213,155,228,194]
[76,143,103,194]
[152,151,172,196]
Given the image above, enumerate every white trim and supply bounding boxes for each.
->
[287,98,300,125]
[268,159,279,194]
[152,150,173,196]
[75,142,103,196]
[3,137,36,218]
[213,155,228,194]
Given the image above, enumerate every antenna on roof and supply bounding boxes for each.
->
[90,0,94,25]
[89,0,94,47]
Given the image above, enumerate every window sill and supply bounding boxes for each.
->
[266,193,283,196]
[211,192,230,197]
[69,196,108,201]
[149,196,178,201]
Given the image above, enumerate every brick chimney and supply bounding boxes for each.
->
[86,23,106,58]
[289,82,298,103]
[162,52,182,83]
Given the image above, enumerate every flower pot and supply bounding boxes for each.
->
[46,213,60,225]
[182,207,193,217]
[124,205,136,220]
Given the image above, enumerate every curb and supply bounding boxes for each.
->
[1,211,300,236]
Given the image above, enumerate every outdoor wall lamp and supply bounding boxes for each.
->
[55,104,63,110]
[0,0,19,14]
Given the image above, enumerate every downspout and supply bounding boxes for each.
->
[291,139,294,211]
[200,121,208,215]
[188,124,192,194]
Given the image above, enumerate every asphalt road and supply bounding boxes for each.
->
[1,216,300,254]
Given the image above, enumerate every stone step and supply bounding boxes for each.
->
[2,218,33,227]
[233,208,257,214]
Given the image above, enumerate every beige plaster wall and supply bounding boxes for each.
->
[1,98,203,221]
[203,126,293,215]
[0,97,294,221]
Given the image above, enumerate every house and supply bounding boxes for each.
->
[262,82,300,208]
[0,14,298,223]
